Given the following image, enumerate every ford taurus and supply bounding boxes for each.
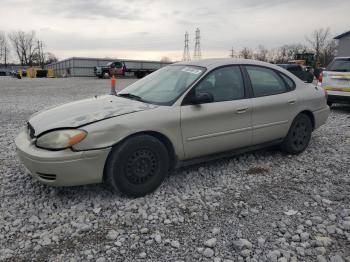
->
[15,59,330,196]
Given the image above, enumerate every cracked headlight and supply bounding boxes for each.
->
[36,129,87,150]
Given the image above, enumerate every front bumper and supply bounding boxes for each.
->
[15,129,111,186]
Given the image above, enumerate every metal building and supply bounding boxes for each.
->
[44,57,113,77]
[44,57,172,77]
[334,30,350,57]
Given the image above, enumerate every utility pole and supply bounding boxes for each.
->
[229,47,234,58]
[4,45,7,67]
[193,28,201,60]
[182,32,191,61]
[41,41,44,68]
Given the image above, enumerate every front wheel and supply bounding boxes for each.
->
[280,113,312,154]
[105,135,169,197]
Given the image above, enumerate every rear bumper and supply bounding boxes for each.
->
[313,107,330,130]
[15,129,111,186]
[327,91,350,104]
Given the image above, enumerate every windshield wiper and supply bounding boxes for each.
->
[117,93,143,101]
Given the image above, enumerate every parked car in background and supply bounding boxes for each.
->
[94,59,171,79]
[11,69,27,78]
[277,64,314,83]
[16,59,329,197]
[318,57,350,106]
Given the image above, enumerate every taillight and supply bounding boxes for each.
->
[318,72,323,83]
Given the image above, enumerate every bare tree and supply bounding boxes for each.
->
[32,40,46,67]
[160,56,172,63]
[321,39,337,67]
[8,30,37,66]
[254,45,268,61]
[239,47,253,59]
[0,31,10,66]
[45,52,58,64]
[306,28,330,66]
[274,44,308,63]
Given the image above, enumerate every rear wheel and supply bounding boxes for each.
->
[105,135,169,197]
[280,113,312,154]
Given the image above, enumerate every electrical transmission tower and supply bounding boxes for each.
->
[182,32,191,61]
[229,47,234,58]
[193,28,201,60]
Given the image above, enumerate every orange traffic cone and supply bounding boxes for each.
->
[110,75,117,95]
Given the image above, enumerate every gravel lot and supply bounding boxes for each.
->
[0,76,349,262]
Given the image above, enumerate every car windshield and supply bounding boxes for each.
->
[118,65,205,105]
[326,58,350,72]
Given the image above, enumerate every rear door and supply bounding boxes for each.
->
[180,65,253,159]
[244,65,299,145]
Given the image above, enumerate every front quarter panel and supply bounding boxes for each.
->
[73,106,184,159]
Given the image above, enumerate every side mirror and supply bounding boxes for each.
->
[190,92,214,104]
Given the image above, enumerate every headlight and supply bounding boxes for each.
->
[36,129,87,150]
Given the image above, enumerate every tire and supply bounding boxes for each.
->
[280,113,312,154]
[105,135,169,197]
[327,101,333,107]
[104,71,110,78]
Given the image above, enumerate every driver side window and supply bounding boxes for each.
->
[195,66,245,102]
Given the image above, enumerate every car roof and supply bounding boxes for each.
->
[175,58,281,71]
[277,64,301,68]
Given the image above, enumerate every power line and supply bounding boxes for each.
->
[193,28,201,60]
[182,32,191,62]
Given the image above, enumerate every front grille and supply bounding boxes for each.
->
[27,122,35,139]
[37,172,57,181]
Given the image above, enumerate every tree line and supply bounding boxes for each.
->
[0,30,58,68]
[232,28,337,67]
[1,27,338,68]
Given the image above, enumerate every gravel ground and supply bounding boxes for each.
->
[0,76,349,262]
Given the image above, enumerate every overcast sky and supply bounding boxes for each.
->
[1,0,349,61]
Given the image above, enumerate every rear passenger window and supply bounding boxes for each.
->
[246,66,288,97]
[279,73,295,90]
[195,66,245,102]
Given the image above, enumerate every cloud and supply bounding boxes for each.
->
[33,0,146,20]
[1,0,350,61]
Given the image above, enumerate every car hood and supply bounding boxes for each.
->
[29,95,158,136]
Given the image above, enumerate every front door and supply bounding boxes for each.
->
[180,66,253,159]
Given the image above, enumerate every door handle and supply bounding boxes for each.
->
[288,100,296,105]
[236,108,248,114]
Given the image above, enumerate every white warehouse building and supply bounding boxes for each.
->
[44,57,171,77]
[44,57,114,77]
[334,30,350,57]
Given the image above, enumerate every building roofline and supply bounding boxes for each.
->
[334,30,350,39]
